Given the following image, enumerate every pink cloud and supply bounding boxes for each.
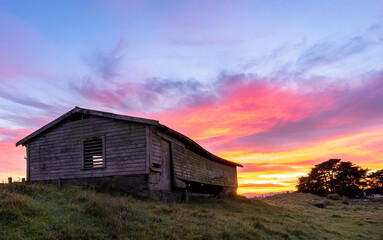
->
[67,69,383,158]
[4,70,383,191]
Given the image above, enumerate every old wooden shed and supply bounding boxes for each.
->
[16,107,242,200]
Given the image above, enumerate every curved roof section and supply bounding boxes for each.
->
[158,124,242,167]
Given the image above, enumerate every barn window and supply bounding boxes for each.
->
[83,137,105,169]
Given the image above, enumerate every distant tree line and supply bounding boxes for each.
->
[297,159,383,198]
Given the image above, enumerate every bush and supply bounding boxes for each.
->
[326,193,341,200]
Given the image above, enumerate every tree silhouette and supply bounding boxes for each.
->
[297,159,367,198]
[365,169,383,196]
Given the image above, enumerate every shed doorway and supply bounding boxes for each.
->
[160,139,172,191]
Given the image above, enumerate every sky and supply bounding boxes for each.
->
[1,0,383,194]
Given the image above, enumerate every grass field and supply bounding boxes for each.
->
[0,183,382,240]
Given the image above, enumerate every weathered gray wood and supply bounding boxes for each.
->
[16,107,158,146]
[174,178,187,189]
[157,131,185,147]
[31,174,149,193]
[158,124,242,168]
[160,140,171,191]
[151,128,162,167]
[18,107,241,198]
[173,149,237,187]
[145,125,152,174]
[149,126,238,192]
[27,115,148,182]
[26,144,30,182]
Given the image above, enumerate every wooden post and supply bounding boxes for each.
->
[26,144,30,182]
[22,178,25,183]
[58,178,62,187]
[8,177,12,184]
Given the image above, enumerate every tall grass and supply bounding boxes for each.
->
[0,183,382,240]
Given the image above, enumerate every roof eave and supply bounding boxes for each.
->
[16,107,81,147]
[16,106,159,147]
[158,124,243,168]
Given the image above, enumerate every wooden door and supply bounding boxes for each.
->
[160,140,172,191]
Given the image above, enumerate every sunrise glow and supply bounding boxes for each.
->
[1,1,383,195]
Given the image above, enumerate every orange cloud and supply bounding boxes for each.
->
[146,75,383,194]
[223,126,383,194]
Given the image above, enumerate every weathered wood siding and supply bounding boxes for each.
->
[27,116,147,181]
[64,175,148,193]
[151,127,162,168]
[174,149,238,188]
[148,127,162,190]
[150,129,237,188]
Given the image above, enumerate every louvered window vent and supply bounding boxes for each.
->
[83,137,105,169]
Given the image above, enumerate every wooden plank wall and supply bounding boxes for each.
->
[174,148,238,188]
[151,127,162,168]
[148,127,162,190]
[150,128,238,189]
[28,116,147,181]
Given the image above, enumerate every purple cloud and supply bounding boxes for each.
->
[230,72,383,152]
[83,39,125,82]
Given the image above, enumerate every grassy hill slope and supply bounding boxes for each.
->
[0,184,382,240]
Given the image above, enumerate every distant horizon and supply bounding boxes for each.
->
[1,1,383,194]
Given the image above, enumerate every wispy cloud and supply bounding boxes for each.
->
[84,39,125,82]
[297,36,371,69]
[143,78,215,109]
[71,41,216,112]
[0,88,58,112]
[292,25,383,75]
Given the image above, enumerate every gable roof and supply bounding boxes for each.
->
[16,107,159,147]
[16,107,242,167]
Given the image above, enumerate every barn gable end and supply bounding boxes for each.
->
[25,114,149,193]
